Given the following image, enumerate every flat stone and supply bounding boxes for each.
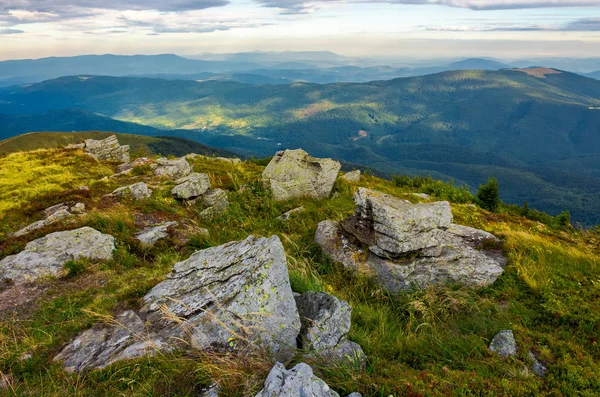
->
[489,330,517,359]
[262,149,341,201]
[171,173,211,200]
[134,222,178,245]
[0,227,115,285]
[13,208,73,237]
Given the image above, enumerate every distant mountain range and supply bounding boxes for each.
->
[2,67,600,224]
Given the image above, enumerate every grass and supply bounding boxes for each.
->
[1,147,600,396]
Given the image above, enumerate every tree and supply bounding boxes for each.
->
[555,211,571,228]
[477,177,500,212]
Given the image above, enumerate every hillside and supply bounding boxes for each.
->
[2,70,600,224]
[0,141,599,396]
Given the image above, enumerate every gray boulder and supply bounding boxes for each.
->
[340,170,361,183]
[134,222,178,245]
[528,351,547,377]
[13,208,72,237]
[199,189,229,220]
[262,149,341,201]
[111,182,152,200]
[153,157,192,179]
[256,362,340,397]
[0,227,115,285]
[42,203,69,218]
[171,173,211,200]
[54,235,300,371]
[489,330,517,359]
[84,135,130,163]
[315,188,505,292]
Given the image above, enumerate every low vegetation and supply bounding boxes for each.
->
[0,147,599,396]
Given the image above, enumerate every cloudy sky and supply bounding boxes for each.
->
[1,0,599,60]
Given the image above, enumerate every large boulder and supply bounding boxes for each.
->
[0,227,115,285]
[152,157,193,179]
[84,135,130,163]
[295,292,365,367]
[171,173,211,200]
[256,362,340,397]
[54,235,301,372]
[110,182,152,200]
[315,188,505,292]
[262,149,341,201]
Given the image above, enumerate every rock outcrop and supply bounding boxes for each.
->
[171,173,211,200]
[262,149,341,201]
[340,170,361,183]
[295,292,365,367]
[256,362,340,397]
[83,135,130,163]
[54,235,301,371]
[315,188,505,292]
[489,330,517,359]
[152,158,193,179]
[0,227,115,285]
[134,222,178,245]
[110,182,152,200]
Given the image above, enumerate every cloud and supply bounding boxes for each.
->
[0,0,230,13]
[0,27,24,34]
[425,17,600,32]
[256,0,600,14]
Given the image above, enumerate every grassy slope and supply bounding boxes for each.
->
[0,148,599,396]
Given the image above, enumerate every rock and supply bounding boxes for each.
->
[66,143,85,149]
[0,227,115,285]
[256,362,340,397]
[84,135,130,163]
[262,149,341,201]
[277,207,305,221]
[42,203,69,218]
[199,384,220,397]
[78,186,90,191]
[199,189,229,220]
[171,173,211,200]
[116,157,151,174]
[55,235,300,371]
[134,222,178,245]
[528,351,547,377]
[489,330,517,359]
[13,208,73,237]
[295,292,365,367]
[340,170,361,183]
[111,182,152,200]
[0,372,12,390]
[341,188,453,258]
[411,193,431,200]
[70,203,86,214]
[346,394,362,397]
[153,157,193,179]
[186,153,242,164]
[315,188,505,292]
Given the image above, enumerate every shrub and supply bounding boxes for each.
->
[477,177,500,212]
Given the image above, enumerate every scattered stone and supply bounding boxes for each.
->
[186,153,242,164]
[262,149,341,201]
[54,235,300,371]
[315,188,505,292]
[171,173,211,200]
[152,157,193,179]
[70,203,86,214]
[295,292,365,367]
[256,362,341,397]
[0,227,115,285]
[340,170,361,183]
[111,182,152,200]
[199,189,229,220]
[528,351,547,377]
[489,330,517,359]
[134,222,178,245]
[43,203,69,218]
[277,207,305,221]
[199,384,220,397]
[116,157,151,174]
[411,193,431,200]
[83,135,130,163]
[78,186,90,191]
[13,208,73,238]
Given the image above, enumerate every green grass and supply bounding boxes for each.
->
[1,148,600,396]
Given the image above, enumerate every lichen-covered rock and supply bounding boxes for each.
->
[340,170,361,183]
[171,173,211,200]
[199,189,229,220]
[528,351,547,377]
[153,157,193,179]
[134,222,178,245]
[262,149,341,201]
[70,203,86,214]
[256,362,340,397]
[342,188,453,258]
[116,157,151,174]
[489,330,517,358]
[0,227,115,285]
[186,153,242,164]
[277,207,305,221]
[295,292,365,367]
[315,188,505,292]
[54,235,300,372]
[13,208,72,237]
[111,182,152,200]
[84,135,130,163]
[42,203,69,218]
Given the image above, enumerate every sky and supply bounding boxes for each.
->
[1,0,599,60]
